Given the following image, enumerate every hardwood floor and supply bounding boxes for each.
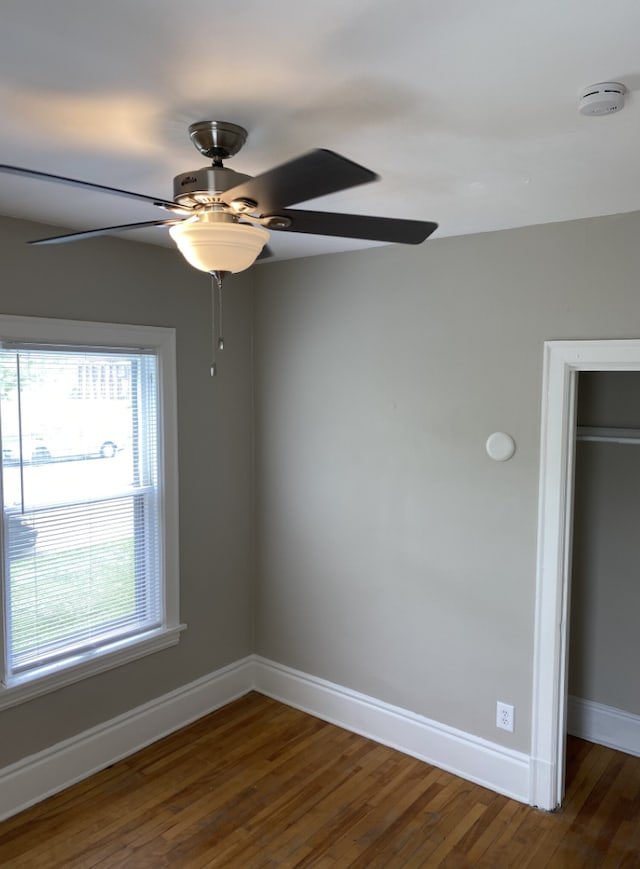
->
[1,692,639,867]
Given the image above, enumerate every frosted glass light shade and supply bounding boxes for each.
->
[169,218,270,273]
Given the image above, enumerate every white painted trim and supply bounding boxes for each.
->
[1,653,541,823]
[0,656,254,821]
[531,340,640,810]
[253,657,531,804]
[0,315,182,706]
[568,696,640,757]
[0,624,187,711]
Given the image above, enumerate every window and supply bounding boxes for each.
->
[0,316,182,709]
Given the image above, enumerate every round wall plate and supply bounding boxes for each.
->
[486,432,516,462]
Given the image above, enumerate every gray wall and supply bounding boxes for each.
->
[0,214,255,766]
[253,210,640,753]
[569,372,640,715]
[5,205,640,768]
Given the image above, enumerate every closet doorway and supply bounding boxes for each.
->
[530,339,640,811]
[567,372,640,765]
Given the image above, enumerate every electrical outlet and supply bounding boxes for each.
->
[496,701,515,733]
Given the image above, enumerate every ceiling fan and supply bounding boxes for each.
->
[0,120,438,280]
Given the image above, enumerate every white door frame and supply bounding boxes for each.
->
[530,339,640,811]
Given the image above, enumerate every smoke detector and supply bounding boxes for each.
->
[579,82,626,116]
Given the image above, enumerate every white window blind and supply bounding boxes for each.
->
[0,345,163,682]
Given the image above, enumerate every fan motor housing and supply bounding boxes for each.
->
[173,165,252,207]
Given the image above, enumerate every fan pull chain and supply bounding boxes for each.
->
[217,280,224,351]
[210,275,216,377]
[209,270,228,377]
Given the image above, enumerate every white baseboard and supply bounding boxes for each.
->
[528,756,558,812]
[253,657,531,804]
[567,695,640,757]
[0,656,254,822]
[1,654,534,821]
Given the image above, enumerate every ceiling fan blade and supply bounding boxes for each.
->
[222,149,378,213]
[256,244,274,261]
[264,209,438,245]
[0,164,188,213]
[28,218,187,246]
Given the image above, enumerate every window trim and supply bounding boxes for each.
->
[0,315,184,711]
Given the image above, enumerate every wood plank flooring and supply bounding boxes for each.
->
[1,692,639,867]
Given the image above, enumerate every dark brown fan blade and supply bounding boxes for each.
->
[256,244,274,261]
[28,218,188,246]
[0,164,188,212]
[221,149,378,213]
[264,209,438,244]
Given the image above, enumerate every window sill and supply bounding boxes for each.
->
[0,623,187,711]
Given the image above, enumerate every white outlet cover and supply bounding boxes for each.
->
[496,701,515,732]
[486,432,516,462]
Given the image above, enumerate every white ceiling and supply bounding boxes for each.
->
[1,0,640,263]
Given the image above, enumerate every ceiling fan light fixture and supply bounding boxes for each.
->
[169,213,270,273]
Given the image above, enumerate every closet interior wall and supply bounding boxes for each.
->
[569,371,640,727]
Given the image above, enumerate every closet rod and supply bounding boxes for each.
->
[576,425,640,444]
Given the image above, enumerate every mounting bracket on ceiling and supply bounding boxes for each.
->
[189,121,248,160]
